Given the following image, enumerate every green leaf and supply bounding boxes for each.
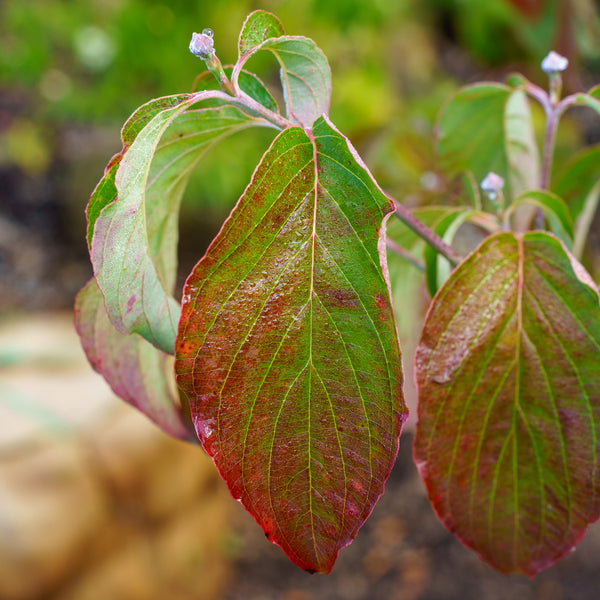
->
[91,96,263,354]
[86,95,193,248]
[236,35,331,128]
[74,279,195,441]
[572,92,600,117]
[572,179,600,262]
[588,84,600,99]
[553,144,600,217]
[86,150,122,249]
[238,10,285,57]
[237,70,279,113]
[507,190,574,246]
[423,208,493,296]
[437,83,539,200]
[194,67,279,114]
[175,116,407,573]
[438,84,510,179]
[504,88,540,198]
[552,145,600,260]
[121,94,192,146]
[414,231,600,576]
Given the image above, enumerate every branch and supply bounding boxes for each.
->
[392,200,462,266]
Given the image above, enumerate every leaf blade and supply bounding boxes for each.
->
[508,190,574,246]
[91,96,262,353]
[414,231,600,575]
[437,84,539,201]
[238,36,331,128]
[238,10,285,57]
[74,278,194,441]
[176,116,406,573]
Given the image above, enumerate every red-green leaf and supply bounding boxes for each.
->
[414,231,600,576]
[91,96,263,353]
[238,10,285,57]
[176,116,407,573]
[74,278,194,441]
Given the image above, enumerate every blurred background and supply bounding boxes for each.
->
[1,0,600,598]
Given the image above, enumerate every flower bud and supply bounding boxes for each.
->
[481,172,504,201]
[189,30,214,59]
[541,51,568,74]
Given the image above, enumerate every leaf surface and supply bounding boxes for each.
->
[437,84,539,200]
[236,34,331,128]
[74,279,194,441]
[91,96,262,353]
[238,10,285,57]
[414,231,600,575]
[176,116,406,573]
[551,144,600,260]
[507,190,573,246]
[504,88,540,197]
[553,144,600,217]
[423,208,495,296]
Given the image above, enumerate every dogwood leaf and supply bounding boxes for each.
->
[91,96,263,353]
[414,231,600,576]
[235,13,331,128]
[176,116,407,573]
[74,279,194,441]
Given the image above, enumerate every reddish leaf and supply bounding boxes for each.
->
[176,115,407,572]
[414,231,600,575]
[75,279,194,441]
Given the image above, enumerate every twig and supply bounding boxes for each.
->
[392,200,462,266]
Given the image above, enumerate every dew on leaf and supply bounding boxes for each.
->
[195,417,216,444]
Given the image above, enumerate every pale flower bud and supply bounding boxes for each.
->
[541,51,568,74]
[189,29,215,59]
[481,172,504,201]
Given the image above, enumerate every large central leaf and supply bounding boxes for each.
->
[414,231,600,575]
[176,115,406,573]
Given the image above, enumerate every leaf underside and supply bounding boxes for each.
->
[414,231,600,576]
[176,115,407,573]
[91,98,262,353]
[74,279,194,441]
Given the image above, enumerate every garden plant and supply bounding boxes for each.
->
[75,10,600,577]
